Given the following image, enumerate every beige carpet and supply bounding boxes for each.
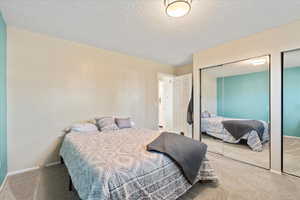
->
[283,137,300,176]
[1,153,300,200]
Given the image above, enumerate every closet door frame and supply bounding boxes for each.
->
[281,48,300,178]
[199,54,271,170]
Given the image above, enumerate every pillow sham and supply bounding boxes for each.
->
[115,117,132,129]
[96,117,119,132]
[64,122,98,133]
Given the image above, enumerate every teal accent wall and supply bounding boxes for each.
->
[283,66,300,137]
[0,12,7,184]
[217,71,269,122]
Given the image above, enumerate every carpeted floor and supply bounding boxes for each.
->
[1,152,300,200]
[283,137,300,176]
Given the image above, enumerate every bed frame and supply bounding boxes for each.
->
[60,156,74,192]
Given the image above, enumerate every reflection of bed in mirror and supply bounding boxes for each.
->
[200,55,270,168]
[201,114,269,152]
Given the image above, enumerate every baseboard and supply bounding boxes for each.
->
[283,135,300,140]
[45,161,61,168]
[0,175,8,194]
[7,161,61,177]
[7,166,39,176]
[270,169,282,175]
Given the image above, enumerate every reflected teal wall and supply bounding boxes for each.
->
[0,13,7,184]
[283,66,300,137]
[217,71,269,122]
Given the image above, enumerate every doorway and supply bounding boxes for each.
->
[158,74,174,131]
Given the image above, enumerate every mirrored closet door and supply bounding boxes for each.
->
[200,66,224,154]
[282,49,300,177]
[200,55,270,169]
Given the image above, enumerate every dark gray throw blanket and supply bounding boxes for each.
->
[147,132,207,184]
[222,120,265,140]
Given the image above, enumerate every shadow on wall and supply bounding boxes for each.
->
[36,134,65,167]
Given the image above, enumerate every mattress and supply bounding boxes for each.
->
[201,117,269,151]
[60,128,217,200]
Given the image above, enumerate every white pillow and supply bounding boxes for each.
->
[65,123,98,133]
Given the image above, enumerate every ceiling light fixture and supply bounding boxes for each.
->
[249,58,267,66]
[165,0,192,18]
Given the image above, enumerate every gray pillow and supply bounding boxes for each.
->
[201,111,211,118]
[96,117,119,132]
[115,118,132,129]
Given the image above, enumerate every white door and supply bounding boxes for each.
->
[173,74,193,137]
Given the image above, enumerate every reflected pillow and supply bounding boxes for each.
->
[210,113,216,118]
[115,117,132,129]
[201,111,211,118]
[96,117,119,132]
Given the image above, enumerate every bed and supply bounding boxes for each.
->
[60,128,217,200]
[201,116,269,151]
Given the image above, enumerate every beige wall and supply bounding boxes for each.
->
[174,64,193,76]
[193,19,300,173]
[7,27,174,172]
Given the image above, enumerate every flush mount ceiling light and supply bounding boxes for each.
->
[165,0,192,18]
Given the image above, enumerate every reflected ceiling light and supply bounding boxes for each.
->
[165,0,192,18]
[249,58,267,66]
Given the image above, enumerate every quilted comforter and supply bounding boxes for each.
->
[60,128,217,200]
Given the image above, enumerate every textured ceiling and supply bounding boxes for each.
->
[1,0,300,67]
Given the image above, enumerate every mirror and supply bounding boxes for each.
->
[200,55,270,168]
[283,49,300,177]
[201,66,224,154]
